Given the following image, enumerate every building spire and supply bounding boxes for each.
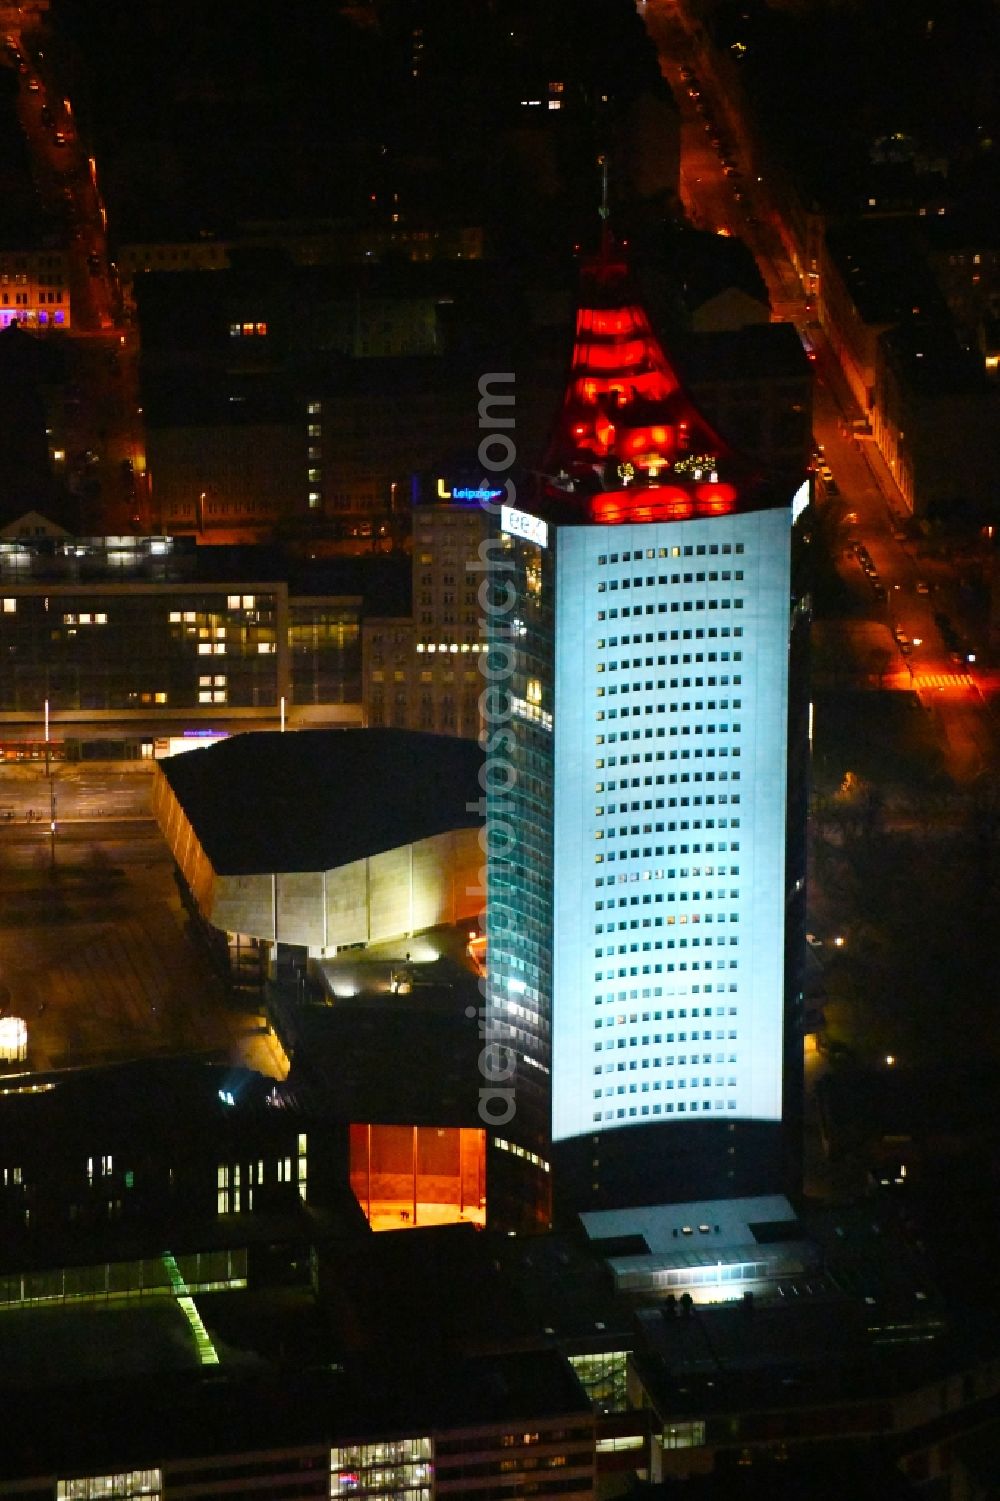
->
[597,152,612,262]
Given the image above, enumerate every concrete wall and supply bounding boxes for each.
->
[154,771,483,953]
[152,768,217,921]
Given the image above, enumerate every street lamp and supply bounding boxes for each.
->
[44,698,56,872]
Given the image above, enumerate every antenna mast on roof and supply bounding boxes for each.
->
[597,152,612,262]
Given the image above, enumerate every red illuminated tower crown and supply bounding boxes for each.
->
[541,249,768,524]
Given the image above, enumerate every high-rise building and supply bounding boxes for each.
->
[486,254,808,1228]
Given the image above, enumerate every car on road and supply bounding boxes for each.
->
[819,463,834,482]
[680,66,695,81]
[53,129,67,146]
[871,583,888,602]
[915,579,930,595]
[27,77,39,92]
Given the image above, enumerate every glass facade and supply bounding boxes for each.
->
[349,1125,486,1230]
[330,1439,431,1501]
[568,1351,630,1413]
[0,588,280,711]
[290,599,361,705]
[485,522,556,1228]
[0,1249,247,1309]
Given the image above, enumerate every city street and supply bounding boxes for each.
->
[12,37,149,531]
[647,0,999,785]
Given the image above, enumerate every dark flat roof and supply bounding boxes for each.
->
[159,729,484,874]
[681,322,813,383]
[0,1346,589,1480]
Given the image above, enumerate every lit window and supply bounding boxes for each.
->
[2,598,16,613]
[57,1470,162,1501]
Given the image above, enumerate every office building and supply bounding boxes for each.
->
[0,535,368,757]
[485,253,807,1227]
[362,473,492,738]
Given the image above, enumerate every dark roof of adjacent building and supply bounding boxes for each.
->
[0,1337,589,1480]
[0,1058,280,1141]
[625,1455,922,1499]
[668,229,770,316]
[278,954,483,1125]
[158,729,484,874]
[824,222,949,326]
[680,322,813,384]
[879,319,991,396]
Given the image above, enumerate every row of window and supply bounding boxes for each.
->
[595,1101,737,1119]
[595,852,739,887]
[597,736,742,758]
[371,669,479,682]
[598,641,743,663]
[596,1075,737,1089]
[596,764,742,781]
[598,966,740,984]
[598,544,745,562]
[596,846,742,865]
[598,613,747,632]
[597,1028,738,1043]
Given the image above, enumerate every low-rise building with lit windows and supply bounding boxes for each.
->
[0,1347,594,1501]
[0,536,368,757]
[0,246,71,330]
[0,1057,363,1309]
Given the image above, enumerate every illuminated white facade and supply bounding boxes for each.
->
[551,507,790,1141]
